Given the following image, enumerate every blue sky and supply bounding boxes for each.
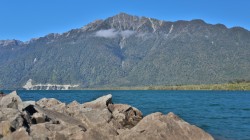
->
[0,0,249,41]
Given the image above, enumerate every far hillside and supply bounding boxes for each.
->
[0,13,250,89]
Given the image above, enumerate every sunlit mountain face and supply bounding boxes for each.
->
[1,13,250,89]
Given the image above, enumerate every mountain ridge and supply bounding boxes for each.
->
[1,13,249,44]
[0,13,250,89]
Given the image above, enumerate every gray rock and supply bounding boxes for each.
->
[118,112,214,140]
[30,123,51,140]
[0,91,23,110]
[0,108,23,130]
[52,132,67,140]
[111,104,143,129]
[59,125,86,139]
[82,94,112,110]
[65,100,81,116]
[82,108,112,125]
[36,98,67,113]
[32,112,46,124]
[5,127,31,140]
[44,123,65,132]
[22,101,36,109]
[81,127,117,140]
[0,121,12,138]
[24,104,87,131]
[0,92,214,140]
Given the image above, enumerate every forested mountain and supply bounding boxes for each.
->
[1,13,250,89]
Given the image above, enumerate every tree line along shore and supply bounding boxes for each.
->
[82,82,250,91]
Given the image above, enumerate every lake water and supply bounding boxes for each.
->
[4,90,250,140]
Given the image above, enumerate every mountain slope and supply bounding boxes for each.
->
[0,13,250,89]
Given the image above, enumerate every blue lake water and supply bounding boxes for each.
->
[4,90,250,140]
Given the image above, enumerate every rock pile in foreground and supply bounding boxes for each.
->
[0,91,214,140]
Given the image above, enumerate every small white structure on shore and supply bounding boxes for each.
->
[23,79,79,90]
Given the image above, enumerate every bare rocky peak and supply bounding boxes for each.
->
[105,12,142,30]
[82,13,174,33]
[0,39,23,47]
[82,13,250,36]
[3,13,244,45]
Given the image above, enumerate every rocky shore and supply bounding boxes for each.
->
[0,91,214,140]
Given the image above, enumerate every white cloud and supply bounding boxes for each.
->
[95,29,135,38]
[95,29,118,38]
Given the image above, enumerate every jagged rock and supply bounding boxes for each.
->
[81,128,116,140]
[36,98,67,113]
[66,100,109,128]
[44,123,65,132]
[0,108,24,131]
[5,127,31,140]
[0,92,214,140]
[118,112,214,140]
[67,100,80,108]
[82,94,112,109]
[82,108,112,124]
[32,112,46,124]
[0,39,23,47]
[77,94,114,126]
[0,91,23,110]
[0,121,12,138]
[51,132,67,140]
[30,123,52,140]
[22,101,36,109]
[36,98,62,108]
[111,104,143,128]
[59,125,86,139]
[65,100,81,116]
[23,104,87,131]
[69,131,85,140]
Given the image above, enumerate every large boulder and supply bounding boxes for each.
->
[82,94,112,110]
[80,108,112,125]
[0,108,24,131]
[118,112,214,140]
[31,112,47,124]
[4,127,31,140]
[22,101,36,109]
[111,104,143,129]
[66,100,81,116]
[36,98,67,113]
[44,123,65,132]
[73,95,114,126]
[30,123,52,140]
[0,92,215,140]
[59,125,86,139]
[23,104,87,131]
[0,121,12,138]
[51,132,67,140]
[81,127,117,140]
[0,91,23,110]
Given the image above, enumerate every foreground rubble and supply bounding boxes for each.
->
[0,91,214,140]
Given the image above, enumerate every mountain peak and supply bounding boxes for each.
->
[80,13,240,36]
[0,39,23,47]
[106,13,141,30]
[0,13,250,89]
[113,12,135,18]
[83,12,166,32]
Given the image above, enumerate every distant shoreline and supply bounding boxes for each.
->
[1,82,249,91]
[81,82,250,91]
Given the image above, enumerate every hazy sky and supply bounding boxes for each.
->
[0,0,249,41]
